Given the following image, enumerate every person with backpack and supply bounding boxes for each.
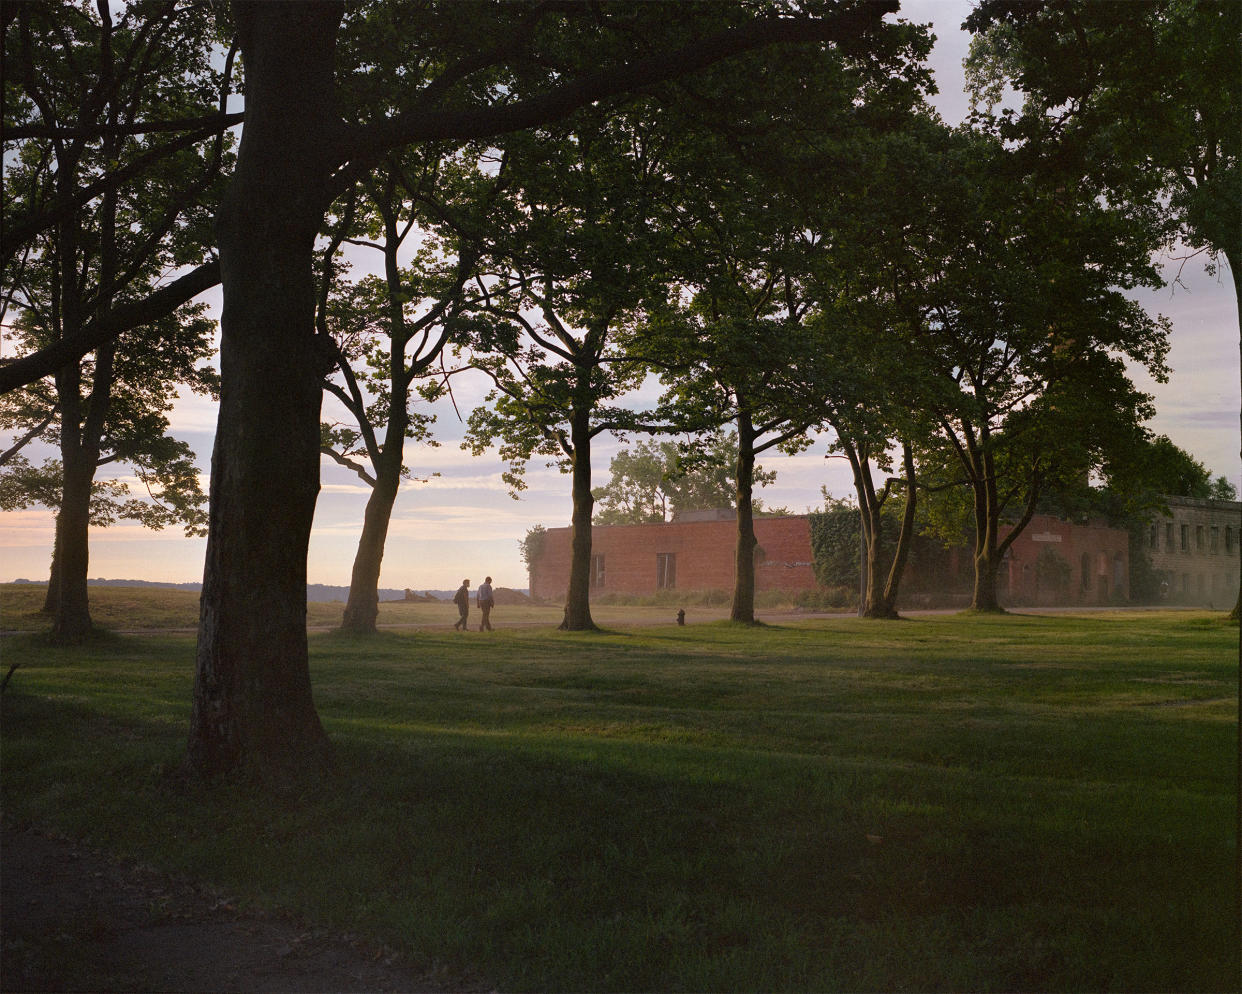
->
[452,579,470,631]
[477,576,495,631]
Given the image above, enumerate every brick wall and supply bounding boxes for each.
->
[530,517,815,599]
[999,515,1129,606]
[530,512,1135,608]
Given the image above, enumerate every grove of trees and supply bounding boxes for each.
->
[2,0,1235,784]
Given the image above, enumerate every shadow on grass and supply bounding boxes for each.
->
[4,679,1236,993]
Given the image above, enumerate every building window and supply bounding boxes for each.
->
[1227,526,1235,554]
[656,552,676,590]
[590,554,605,589]
[1165,522,1174,549]
[1180,524,1189,552]
[1080,552,1091,591]
[1210,526,1220,553]
[1195,525,1205,551]
[1149,523,1158,549]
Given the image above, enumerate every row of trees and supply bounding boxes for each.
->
[2,1,1236,785]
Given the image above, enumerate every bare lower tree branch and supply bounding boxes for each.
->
[0,406,58,466]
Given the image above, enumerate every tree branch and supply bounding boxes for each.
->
[0,406,58,466]
[0,260,220,393]
[320,445,376,487]
[3,110,244,140]
[332,8,892,184]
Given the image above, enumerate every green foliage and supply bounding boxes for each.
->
[1,1,226,547]
[966,0,1240,272]
[458,107,678,497]
[592,434,777,525]
[519,524,547,571]
[1209,476,1238,501]
[807,504,862,592]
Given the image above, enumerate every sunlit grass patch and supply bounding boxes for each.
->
[2,606,1236,991]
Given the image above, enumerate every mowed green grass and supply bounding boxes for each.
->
[1,592,1237,992]
[0,582,722,632]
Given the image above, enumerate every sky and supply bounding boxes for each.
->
[2,0,1238,592]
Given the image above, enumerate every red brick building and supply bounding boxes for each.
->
[996,514,1129,605]
[528,511,1130,607]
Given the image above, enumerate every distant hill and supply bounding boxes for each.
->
[8,578,528,604]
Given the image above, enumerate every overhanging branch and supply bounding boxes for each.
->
[0,260,221,393]
[332,8,892,187]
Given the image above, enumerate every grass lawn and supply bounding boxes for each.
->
[0,583,722,632]
[1,590,1237,991]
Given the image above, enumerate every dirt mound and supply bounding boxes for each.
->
[397,589,443,603]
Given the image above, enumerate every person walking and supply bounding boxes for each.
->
[477,576,495,631]
[452,579,470,630]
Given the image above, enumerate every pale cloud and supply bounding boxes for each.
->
[321,482,374,496]
[90,523,206,545]
[401,472,511,493]
[0,509,56,545]
[168,391,221,434]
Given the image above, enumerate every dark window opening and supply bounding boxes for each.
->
[656,552,676,590]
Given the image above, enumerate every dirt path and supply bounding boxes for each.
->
[1,822,489,993]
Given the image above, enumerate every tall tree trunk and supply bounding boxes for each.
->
[841,437,903,620]
[186,2,340,783]
[339,193,416,635]
[855,460,890,620]
[878,443,918,613]
[560,403,597,631]
[968,449,1004,612]
[42,518,61,615]
[1228,248,1240,622]
[48,348,98,643]
[731,410,758,624]
[50,447,94,642]
[971,548,1001,612]
[340,474,399,634]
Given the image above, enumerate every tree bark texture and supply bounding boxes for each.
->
[1228,249,1240,622]
[730,410,758,624]
[42,519,61,615]
[968,451,1004,613]
[50,445,95,642]
[48,347,107,644]
[186,2,341,782]
[340,199,414,634]
[560,403,598,631]
[340,476,399,633]
[878,444,918,613]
